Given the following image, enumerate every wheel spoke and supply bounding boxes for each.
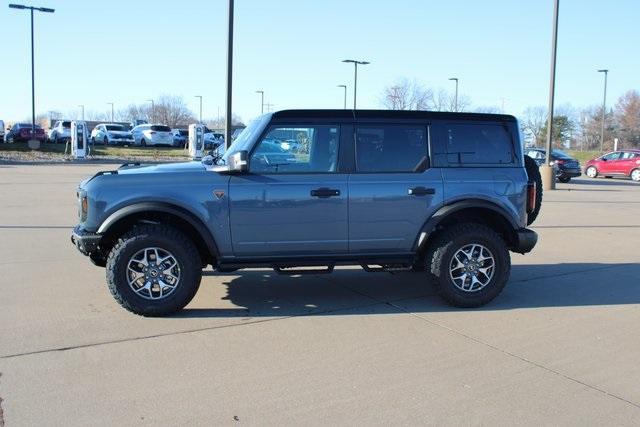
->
[449,243,495,293]
[127,247,181,301]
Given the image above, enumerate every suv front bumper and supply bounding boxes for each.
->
[513,228,538,254]
[71,225,102,256]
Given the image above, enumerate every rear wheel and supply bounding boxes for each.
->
[586,166,598,178]
[558,175,571,183]
[103,136,109,145]
[524,155,542,225]
[428,223,511,308]
[141,138,147,147]
[631,169,640,182]
[106,224,202,316]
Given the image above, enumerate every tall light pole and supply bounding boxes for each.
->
[448,78,459,111]
[78,105,85,121]
[224,0,234,148]
[9,4,55,147]
[342,59,369,109]
[542,0,560,191]
[255,90,264,115]
[107,102,114,122]
[146,99,154,121]
[337,85,347,109]
[194,95,203,123]
[597,69,608,152]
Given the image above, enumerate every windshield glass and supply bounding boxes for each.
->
[62,121,71,128]
[106,125,125,131]
[220,114,271,165]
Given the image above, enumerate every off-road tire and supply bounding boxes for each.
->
[524,155,543,225]
[428,223,511,308]
[106,224,202,316]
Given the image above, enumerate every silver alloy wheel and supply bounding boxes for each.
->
[586,166,598,178]
[631,169,640,182]
[127,247,181,300]
[449,244,495,292]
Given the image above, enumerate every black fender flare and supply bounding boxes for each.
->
[97,202,219,259]
[414,199,520,251]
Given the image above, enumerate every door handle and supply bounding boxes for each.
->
[408,186,436,196]
[310,187,341,198]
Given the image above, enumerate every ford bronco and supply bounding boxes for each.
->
[71,110,541,316]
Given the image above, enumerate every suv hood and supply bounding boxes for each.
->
[117,161,206,175]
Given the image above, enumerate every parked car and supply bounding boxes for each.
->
[203,127,224,149]
[47,120,72,144]
[0,120,5,142]
[585,150,640,182]
[525,148,581,182]
[4,123,46,143]
[71,109,540,316]
[91,124,135,146]
[131,124,173,147]
[172,129,188,147]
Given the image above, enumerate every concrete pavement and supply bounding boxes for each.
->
[0,163,639,425]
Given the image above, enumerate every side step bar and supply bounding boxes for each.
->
[273,265,335,275]
[360,264,413,273]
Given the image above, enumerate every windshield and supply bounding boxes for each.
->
[220,114,271,165]
[106,125,125,131]
[62,121,71,128]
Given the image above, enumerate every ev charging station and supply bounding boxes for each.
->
[70,121,89,159]
[188,123,205,159]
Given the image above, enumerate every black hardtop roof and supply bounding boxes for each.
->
[269,109,516,122]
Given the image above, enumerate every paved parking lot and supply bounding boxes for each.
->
[0,162,639,425]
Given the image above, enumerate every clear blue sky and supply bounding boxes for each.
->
[1,0,638,124]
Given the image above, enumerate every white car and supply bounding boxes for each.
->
[48,120,72,144]
[91,123,134,146]
[131,124,174,146]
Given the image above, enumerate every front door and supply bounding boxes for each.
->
[348,123,444,253]
[229,124,348,257]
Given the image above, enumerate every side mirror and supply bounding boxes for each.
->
[228,150,248,173]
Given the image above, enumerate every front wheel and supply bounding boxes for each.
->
[558,175,571,183]
[586,166,598,178]
[106,224,202,316]
[631,169,640,182]
[428,223,511,308]
[141,138,147,147]
[103,136,109,145]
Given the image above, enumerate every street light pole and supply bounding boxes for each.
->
[448,78,459,111]
[342,59,369,109]
[146,99,154,121]
[107,102,114,122]
[224,0,234,148]
[337,85,347,109]
[597,69,608,152]
[9,4,55,147]
[255,90,264,115]
[78,105,84,121]
[542,0,560,191]
[194,96,203,123]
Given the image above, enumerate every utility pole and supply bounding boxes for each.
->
[225,0,234,148]
[146,99,154,121]
[194,95,203,123]
[542,0,560,191]
[448,78,459,111]
[9,4,55,148]
[597,69,609,152]
[78,105,85,121]
[337,85,347,109]
[107,102,114,122]
[342,59,369,109]
[255,90,265,114]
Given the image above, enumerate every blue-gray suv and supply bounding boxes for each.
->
[71,110,541,316]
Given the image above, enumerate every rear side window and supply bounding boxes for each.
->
[151,125,171,132]
[444,123,514,165]
[355,125,427,173]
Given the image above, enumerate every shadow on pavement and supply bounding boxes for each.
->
[177,263,639,318]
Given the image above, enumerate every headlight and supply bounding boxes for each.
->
[79,194,88,221]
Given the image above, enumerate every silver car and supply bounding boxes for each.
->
[131,124,173,147]
[48,120,72,144]
[91,124,135,146]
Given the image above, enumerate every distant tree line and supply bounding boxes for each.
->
[381,78,640,151]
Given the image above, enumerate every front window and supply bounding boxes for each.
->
[221,115,271,164]
[602,152,621,161]
[106,125,125,131]
[249,125,339,174]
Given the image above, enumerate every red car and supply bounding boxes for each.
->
[585,150,640,182]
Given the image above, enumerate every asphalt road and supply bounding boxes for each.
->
[1,162,639,425]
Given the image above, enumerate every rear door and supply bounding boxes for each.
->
[348,122,443,253]
[229,123,348,257]
[618,151,640,175]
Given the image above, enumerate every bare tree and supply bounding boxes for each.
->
[520,106,547,146]
[381,79,433,110]
[614,90,640,148]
